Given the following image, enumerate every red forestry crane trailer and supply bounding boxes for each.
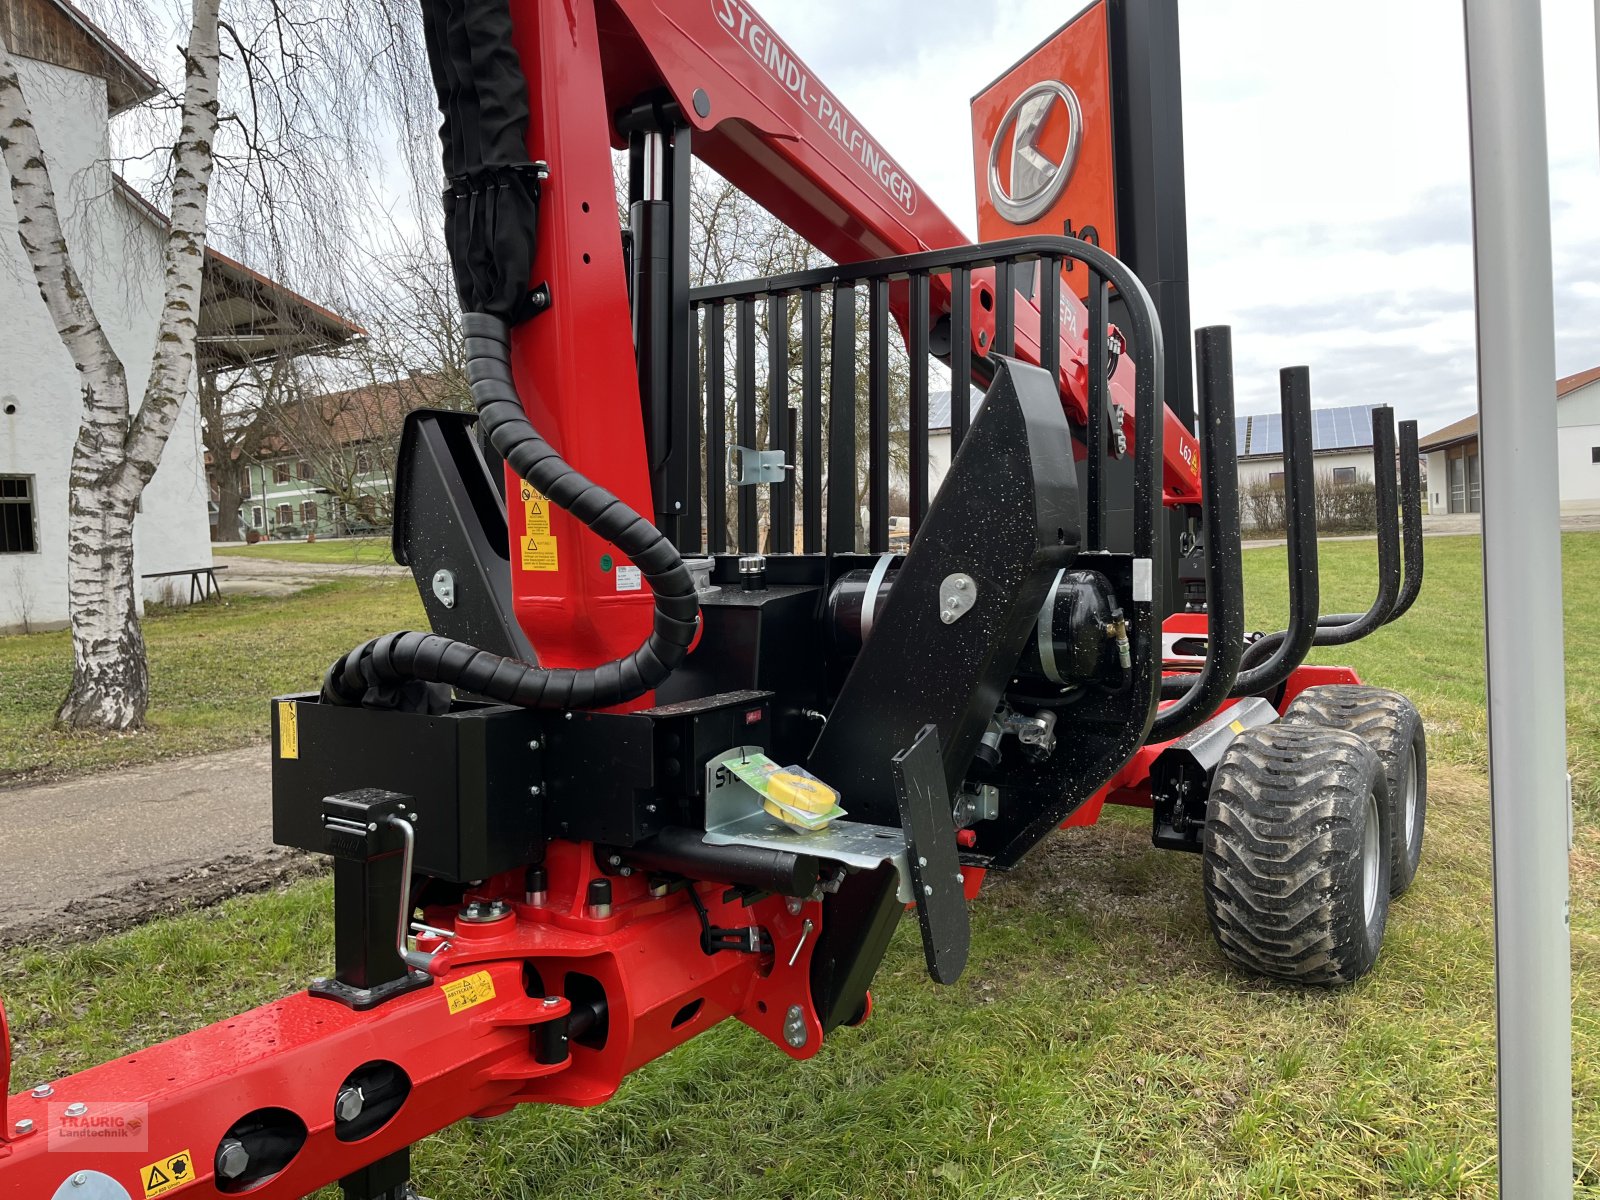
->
[0,1,1428,1196]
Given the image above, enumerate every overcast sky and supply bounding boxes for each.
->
[743,0,1599,435]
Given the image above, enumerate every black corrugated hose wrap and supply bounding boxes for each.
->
[320,314,700,710]
[322,0,699,711]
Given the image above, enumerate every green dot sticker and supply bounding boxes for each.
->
[599,554,614,572]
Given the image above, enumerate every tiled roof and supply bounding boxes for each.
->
[1417,365,1600,451]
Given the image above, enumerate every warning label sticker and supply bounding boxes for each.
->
[615,565,642,592]
[519,481,550,536]
[141,1149,196,1197]
[521,535,558,572]
[278,700,299,759]
[442,969,496,1015]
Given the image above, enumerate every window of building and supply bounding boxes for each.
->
[0,475,37,553]
[1592,446,1600,464]
[297,460,313,481]
[275,462,290,484]
[1268,471,1285,488]
[301,501,318,525]
[252,506,263,528]
[276,503,293,525]
[241,471,251,499]
[355,451,371,474]
[1332,466,1357,482]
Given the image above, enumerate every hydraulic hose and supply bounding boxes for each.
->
[321,313,699,709]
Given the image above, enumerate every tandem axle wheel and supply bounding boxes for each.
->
[1201,722,1393,985]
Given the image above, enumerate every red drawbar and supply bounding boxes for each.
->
[1,839,825,1197]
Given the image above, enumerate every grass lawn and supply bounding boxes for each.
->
[214,537,397,565]
[4,534,1598,1196]
[0,579,424,783]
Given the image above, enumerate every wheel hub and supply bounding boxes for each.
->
[1401,749,1419,847]
[1362,788,1382,925]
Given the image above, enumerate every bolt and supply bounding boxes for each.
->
[367,822,378,832]
[13,1118,33,1136]
[218,1137,251,1179]
[529,785,543,797]
[30,1084,52,1099]
[335,1086,365,1123]
[954,578,969,591]
[917,856,928,867]
[956,873,966,884]
[409,812,419,822]
[72,1173,88,1187]
[564,711,574,721]
[64,1102,87,1118]
[645,804,658,814]
[940,611,956,624]
[607,854,623,867]
[923,884,934,896]
[542,996,561,1008]
[783,1004,808,1048]
[785,897,804,916]
[529,739,542,751]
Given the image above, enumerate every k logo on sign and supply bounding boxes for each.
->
[987,80,1083,224]
[969,1,1119,299]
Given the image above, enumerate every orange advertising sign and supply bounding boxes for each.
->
[971,2,1118,299]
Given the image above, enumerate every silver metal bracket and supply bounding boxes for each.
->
[938,573,977,624]
[729,445,790,486]
[51,1171,133,1200]
[703,748,912,902]
[431,569,456,609]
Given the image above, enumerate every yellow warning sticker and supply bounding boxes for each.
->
[141,1148,196,1197]
[278,700,299,759]
[521,534,558,572]
[1229,719,1245,734]
[442,969,496,1015]
[519,481,550,536]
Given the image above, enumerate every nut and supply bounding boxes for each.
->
[217,1138,251,1179]
[335,1086,365,1123]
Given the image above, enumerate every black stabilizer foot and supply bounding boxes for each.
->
[893,725,970,984]
[341,1147,412,1200]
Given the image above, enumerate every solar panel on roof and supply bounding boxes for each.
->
[1353,407,1373,445]
[1310,409,1331,451]
[1257,413,1282,455]
[1337,407,1359,447]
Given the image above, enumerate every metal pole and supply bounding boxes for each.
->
[1461,2,1573,1195]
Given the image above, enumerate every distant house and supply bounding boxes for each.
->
[0,0,350,631]
[927,387,988,495]
[213,371,462,541]
[1419,366,1600,516]
[1232,403,1388,495]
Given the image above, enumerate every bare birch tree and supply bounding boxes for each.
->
[1,0,435,730]
[0,0,221,729]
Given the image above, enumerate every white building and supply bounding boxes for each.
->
[1419,366,1600,516]
[0,0,348,632]
[1233,403,1383,496]
[927,386,986,494]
